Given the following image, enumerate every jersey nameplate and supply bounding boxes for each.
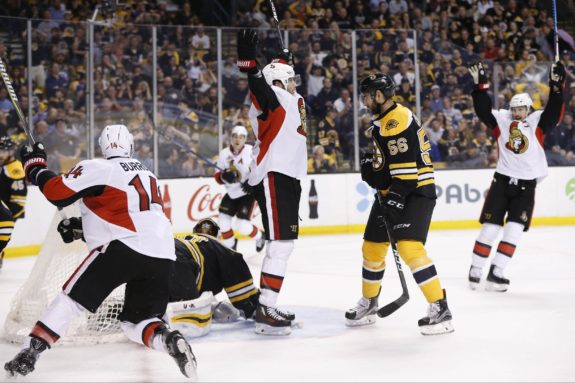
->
[120,161,148,172]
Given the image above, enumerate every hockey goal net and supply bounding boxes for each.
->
[3,204,127,345]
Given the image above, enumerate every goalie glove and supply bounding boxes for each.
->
[57,217,85,243]
[468,62,489,90]
[221,168,239,184]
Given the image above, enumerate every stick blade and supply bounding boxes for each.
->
[376,294,409,318]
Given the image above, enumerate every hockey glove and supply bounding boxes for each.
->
[237,29,259,74]
[549,61,566,93]
[57,217,85,243]
[19,142,48,185]
[221,168,239,184]
[376,190,405,223]
[273,49,294,67]
[468,62,489,90]
[241,181,253,195]
[360,151,375,186]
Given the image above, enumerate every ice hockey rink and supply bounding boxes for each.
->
[1,227,574,382]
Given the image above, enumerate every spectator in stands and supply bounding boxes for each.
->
[308,145,336,173]
[45,63,68,98]
[313,77,340,118]
[429,85,444,113]
[545,112,575,165]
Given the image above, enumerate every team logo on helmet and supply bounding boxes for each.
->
[505,121,529,154]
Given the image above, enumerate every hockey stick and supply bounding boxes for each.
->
[0,57,35,144]
[267,0,285,50]
[552,0,559,62]
[377,213,409,318]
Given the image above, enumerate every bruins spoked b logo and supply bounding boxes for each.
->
[505,121,529,154]
[385,119,399,131]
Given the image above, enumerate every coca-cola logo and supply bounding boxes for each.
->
[187,184,223,222]
[186,183,262,222]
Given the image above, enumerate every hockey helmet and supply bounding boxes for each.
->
[360,73,396,99]
[99,124,134,159]
[262,62,297,88]
[0,136,15,151]
[193,217,220,237]
[509,93,533,109]
[231,125,248,137]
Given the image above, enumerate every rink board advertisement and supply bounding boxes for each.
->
[7,167,575,253]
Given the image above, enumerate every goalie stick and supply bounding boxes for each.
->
[377,214,409,318]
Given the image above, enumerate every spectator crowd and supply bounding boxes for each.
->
[0,0,574,178]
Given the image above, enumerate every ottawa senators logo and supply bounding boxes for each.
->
[297,98,307,137]
[505,121,529,154]
[385,119,399,131]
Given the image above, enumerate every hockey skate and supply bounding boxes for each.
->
[485,265,509,292]
[468,266,482,290]
[4,337,48,377]
[164,330,198,379]
[254,303,292,335]
[345,296,378,327]
[255,233,265,253]
[418,290,454,335]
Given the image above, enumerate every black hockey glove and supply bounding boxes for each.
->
[467,62,489,90]
[57,217,85,243]
[241,181,253,195]
[221,168,239,184]
[274,49,294,67]
[237,29,259,74]
[360,151,375,186]
[19,142,48,185]
[376,190,405,223]
[549,61,566,93]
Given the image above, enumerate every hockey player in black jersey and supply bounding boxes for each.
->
[0,136,26,270]
[57,217,260,322]
[467,61,565,292]
[346,73,453,335]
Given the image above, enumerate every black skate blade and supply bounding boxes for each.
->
[377,293,409,318]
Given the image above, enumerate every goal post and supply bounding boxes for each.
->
[3,204,126,345]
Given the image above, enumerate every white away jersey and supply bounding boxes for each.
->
[216,144,253,199]
[492,109,548,181]
[41,158,175,260]
[248,86,308,185]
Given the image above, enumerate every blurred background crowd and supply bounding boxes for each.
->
[0,0,574,179]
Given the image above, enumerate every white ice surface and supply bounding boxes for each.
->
[1,227,574,382]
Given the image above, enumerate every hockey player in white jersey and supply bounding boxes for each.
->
[5,125,197,379]
[236,29,307,335]
[214,124,265,252]
[467,61,566,292]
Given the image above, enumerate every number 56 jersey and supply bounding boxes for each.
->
[40,158,175,260]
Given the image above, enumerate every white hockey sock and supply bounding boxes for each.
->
[491,221,524,273]
[219,214,235,247]
[31,292,85,346]
[259,240,294,307]
[121,318,167,352]
[471,223,502,269]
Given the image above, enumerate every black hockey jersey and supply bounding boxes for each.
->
[371,102,436,199]
[0,160,27,219]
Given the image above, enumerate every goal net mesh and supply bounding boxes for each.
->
[3,204,127,345]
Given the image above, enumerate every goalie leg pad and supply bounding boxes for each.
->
[166,291,215,338]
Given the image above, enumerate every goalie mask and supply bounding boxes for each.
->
[99,124,134,159]
[193,218,220,237]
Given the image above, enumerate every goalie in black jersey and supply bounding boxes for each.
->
[57,217,260,334]
[0,136,27,270]
[345,73,453,335]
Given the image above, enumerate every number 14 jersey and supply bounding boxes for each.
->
[41,158,175,260]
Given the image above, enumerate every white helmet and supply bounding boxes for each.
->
[99,124,134,159]
[262,62,296,88]
[231,125,248,137]
[509,93,533,109]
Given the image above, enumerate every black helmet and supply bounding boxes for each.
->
[360,73,396,98]
[0,136,15,151]
[192,217,220,237]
